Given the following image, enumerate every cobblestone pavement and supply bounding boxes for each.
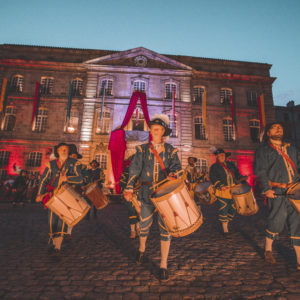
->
[0,198,299,300]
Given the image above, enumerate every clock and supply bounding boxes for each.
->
[134,55,148,67]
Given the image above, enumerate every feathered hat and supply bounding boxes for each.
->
[210,146,231,157]
[149,114,172,136]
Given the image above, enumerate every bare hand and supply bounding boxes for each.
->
[36,195,43,203]
[167,173,177,181]
[123,191,133,202]
[60,175,68,182]
[265,189,276,198]
[221,186,228,191]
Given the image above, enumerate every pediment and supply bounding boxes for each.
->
[84,47,193,70]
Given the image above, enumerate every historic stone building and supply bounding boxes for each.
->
[0,44,276,189]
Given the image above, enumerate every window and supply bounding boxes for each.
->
[10,75,24,93]
[72,78,83,97]
[193,87,205,104]
[0,169,7,179]
[26,152,42,167]
[1,106,17,131]
[33,108,48,132]
[168,114,178,138]
[220,88,232,104]
[65,111,79,134]
[0,151,10,166]
[165,83,176,99]
[196,159,208,174]
[96,109,110,135]
[131,110,145,131]
[134,80,146,92]
[249,119,260,142]
[40,77,54,95]
[194,116,207,140]
[223,118,235,141]
[247,91,258,107]
[99,79,113,96]
[95,154,107,170]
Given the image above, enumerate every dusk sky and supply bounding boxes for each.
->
[0,0,299,106]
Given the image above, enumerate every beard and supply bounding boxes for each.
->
[269,134,283,141]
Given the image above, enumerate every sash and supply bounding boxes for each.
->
[148,143,168,178]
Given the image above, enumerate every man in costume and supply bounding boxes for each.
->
[86,159,105,219]
[123,114,182,281]
[209,148,247,235]
[12,170,27,206]
[254,122,300,270]
[36,143,83,254]
[120,155,140,239]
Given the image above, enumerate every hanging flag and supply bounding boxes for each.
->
[202,90,207,130]
[172,86,176,124]
[100,85,105,121]
[32,82,41,126]
[0,78,8,113]
[65,82,73,129]
[257,93,266,133]
[230,94,236,128]
[135,107,139,126]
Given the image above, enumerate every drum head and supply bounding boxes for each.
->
[195,181,211,193]
[288,183,300,200]
[231,183,251,195]
[152,180,182,198]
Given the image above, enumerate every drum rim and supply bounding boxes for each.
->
[230,183,251,195]
[151,179,185,202]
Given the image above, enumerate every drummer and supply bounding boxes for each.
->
[254,122,300,269]
[123,114,182,281]
[36,142,83,255]
[86,160,105,219]
[120,155,140,239]
[209,148,247,235]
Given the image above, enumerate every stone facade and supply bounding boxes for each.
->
[0,44,276,188]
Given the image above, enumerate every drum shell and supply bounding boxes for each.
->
[287,182,300,215]
[46,184,90,226]
[85,182,108,210]
[231,184,259,216]
[151,179,203,237]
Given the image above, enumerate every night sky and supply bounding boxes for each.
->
[1,0,299,106]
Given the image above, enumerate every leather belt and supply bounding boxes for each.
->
[268,181,292,189]
[141,181,153,186]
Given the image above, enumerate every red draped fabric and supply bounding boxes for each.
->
[108,91,150,193]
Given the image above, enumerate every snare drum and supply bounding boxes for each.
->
[231,183,259,216]
[151,179,203,237]
[195,181,216,205]
[46,184,90,226]
[85,182,108,210]
[287,182,300,215]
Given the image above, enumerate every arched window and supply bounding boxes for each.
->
[220,88,232,105]
[194,116,206,140]
[193,86,205,104]
[26,152,42,167]
[168,113,178,138]
[249,119,260,142]
[196,158,208,174]
[99,79,113,96]
[133,80,146,92]
[0,151,10,166]
[1,106,17,131]
[223,118,235,141]
[96,108,110,135]
[33,108,48,132]
[131,110,145,131]
[10,75,24,93]
[40,77,54,95]
[72,78,83,96]
[165,83,177,99]
[95,153,107,170]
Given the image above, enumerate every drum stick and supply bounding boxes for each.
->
[152,170,184,190]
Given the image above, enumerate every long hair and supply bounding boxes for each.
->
[262,122,286,143]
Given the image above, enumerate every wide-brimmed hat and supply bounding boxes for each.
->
[213,148,231,157]
[149,114,172,137]
[90,159,100,167]
[54,142,69,158]
[68,144,82,159]
[188,156,197,163]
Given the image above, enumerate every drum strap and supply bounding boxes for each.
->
[148,143,168,178]
[218,162,235,180]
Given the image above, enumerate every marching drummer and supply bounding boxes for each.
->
[86,160,105,219]
[254,122,300,269]
[36,142,83,255]
[209,148,247,235]
[123,114,182,282]
[120,155,140,239]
